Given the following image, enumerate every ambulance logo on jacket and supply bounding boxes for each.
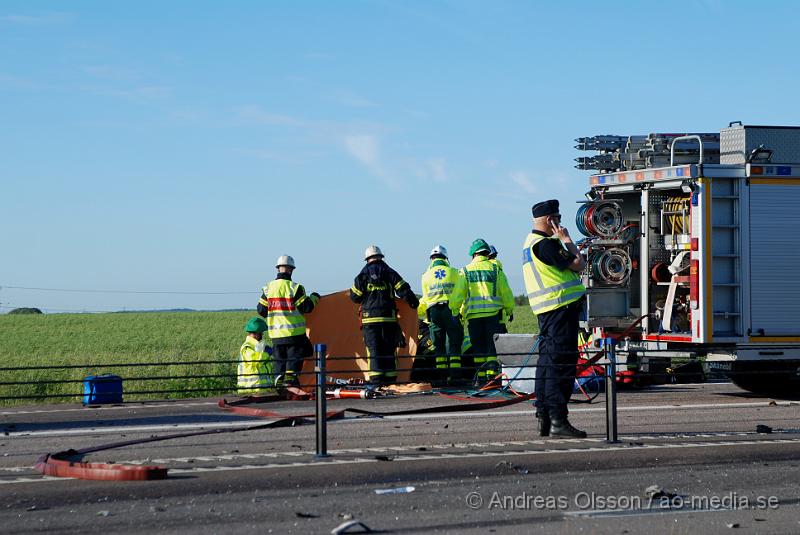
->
[434,269,446,280]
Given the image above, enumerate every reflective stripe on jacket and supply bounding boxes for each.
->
[350,259,419,323]
[264,279,309,337]
[522,233,586,314]
[420,259,462,314]
[450,255,514,320]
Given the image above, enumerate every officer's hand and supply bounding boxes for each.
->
[551,219,571,242]
[311,292,321,300]
[508,313,514,323]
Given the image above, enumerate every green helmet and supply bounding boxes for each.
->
[244,317,267,334]
[469,238,491,256]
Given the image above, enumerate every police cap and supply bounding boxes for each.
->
[532,199,560,218]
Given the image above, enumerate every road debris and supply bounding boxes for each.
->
[644,485,678,500]
[374,486,415,495]
[296,511,320,518]
[495,460,529,475]
[756,425,773,434]
[331,519,373,534]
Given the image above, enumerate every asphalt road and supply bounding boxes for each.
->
[2,383,799,534]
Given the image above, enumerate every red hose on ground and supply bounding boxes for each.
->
[35,454,168,481]
[36,391,537,481]
[34,410,314,481]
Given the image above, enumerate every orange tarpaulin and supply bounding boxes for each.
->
[300,290,419,387]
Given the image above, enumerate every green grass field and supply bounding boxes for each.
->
[0,305,537,405]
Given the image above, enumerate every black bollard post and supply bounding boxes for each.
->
[604,338,619,443]
[315,343,330,458]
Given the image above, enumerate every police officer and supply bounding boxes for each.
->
[419,245,464,385]
[450,239,514,385]
[350,246,419,386]
[257,255,319,386]
[523,200,587,438]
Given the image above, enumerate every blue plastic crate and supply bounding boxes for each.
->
[82,374,123,405]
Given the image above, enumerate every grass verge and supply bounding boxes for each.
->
[0,306,537,405]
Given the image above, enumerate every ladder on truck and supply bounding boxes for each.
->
[706,174,744,339]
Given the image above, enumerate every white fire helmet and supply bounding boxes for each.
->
[430,245,448,259]
[364,245,384,261]
[275,255,296,269]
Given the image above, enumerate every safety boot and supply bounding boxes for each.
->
[535,409,551,437]
[550,419,587,439]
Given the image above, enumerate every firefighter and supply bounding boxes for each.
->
[523,200,587,438]
[450,239,514,385]
[257,255,319,387]
[350,245,419,386]
[238,317,273,395]
[488,245,512,334]
[419,245,464,385]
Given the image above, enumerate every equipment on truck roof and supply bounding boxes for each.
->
[576,132,721,172]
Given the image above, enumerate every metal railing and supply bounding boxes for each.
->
[5,340,800,456]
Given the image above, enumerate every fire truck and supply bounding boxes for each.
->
[574,122,800,394]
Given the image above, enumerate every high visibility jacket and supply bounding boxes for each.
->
[260,278,318,339]
[450,255,514,320]
[460,316,472,353]
[522,233,586,314]
[489,258,504,272]
[350,259,419,324]
[238,336,273,393]
[417,299,428,321]
[420,259,462,316]
[489,258,508,324]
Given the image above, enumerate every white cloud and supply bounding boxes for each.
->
[231,147,304,163]
[342,134,403,189]
[509,171,539,194]
[427,158,449,183]
[0,12,72,24]
[303,52,335,60]
[405,109,431,119]
[344,135,380,167]
[234,105,306,127]
[0,73,39,89]
[83,65,140,82]
[332,91,378,108]
[96,85,171,99]
[229,105,400,188]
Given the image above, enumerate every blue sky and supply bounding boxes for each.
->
[2,0,799,313]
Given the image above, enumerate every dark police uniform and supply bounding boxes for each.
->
[523,199,587,437]
[529,229,584,421]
